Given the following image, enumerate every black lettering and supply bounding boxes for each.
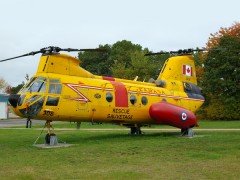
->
[107,112,133,120]
[112,108,130,114]
[43,110,54,116]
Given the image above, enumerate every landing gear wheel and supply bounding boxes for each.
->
[45,133,58,145]
[45,133,51,144]
[130,127,136,134]
[45,121,58,145]
[130,127,142,135]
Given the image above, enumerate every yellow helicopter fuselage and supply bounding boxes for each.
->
[10,53,204,129]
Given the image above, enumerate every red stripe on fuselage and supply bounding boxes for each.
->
[104,78,128,107]
[103,76,115,81]
[112,82,128,107]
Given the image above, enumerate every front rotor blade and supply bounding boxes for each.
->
[0,47,107,62]
[0,51,41,62]
[60,48,107,52]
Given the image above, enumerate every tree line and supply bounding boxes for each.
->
[78,40,170,82]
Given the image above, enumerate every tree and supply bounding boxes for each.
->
[111,40,142,66]
[195,22,240,85]
[5,81,25,94]
[78,40,155,79]
[78,44,112,76]
[110,51,154,81]
[207,22,240,48]
[78,40,171,81]
[201,35,240,120]
[147,52,170,79]
[195,22,240,120]
[193,51,206,86]
[109,62,130,79]
[110,40,143,78]
[0,78,8,93]
[128,51,160,81]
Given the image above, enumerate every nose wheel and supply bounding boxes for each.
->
[26,118,32,128]
[33,120,58,146]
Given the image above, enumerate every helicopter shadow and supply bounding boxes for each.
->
[67,131,181,143]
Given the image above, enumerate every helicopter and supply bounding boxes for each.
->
[0,46,204,142]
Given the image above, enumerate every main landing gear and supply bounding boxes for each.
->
[181,128,194,137]
[130,126,142,135]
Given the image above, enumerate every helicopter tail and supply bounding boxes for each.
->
[157,55,197,85]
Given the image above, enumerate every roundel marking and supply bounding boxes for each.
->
[181,112,188,121]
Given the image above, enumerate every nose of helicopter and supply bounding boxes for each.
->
[8,94,20,108]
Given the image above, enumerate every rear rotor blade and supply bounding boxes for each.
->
[145,52,169,56]
[145,48,206,56]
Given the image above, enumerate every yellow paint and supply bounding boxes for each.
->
[12,53,204,127]
[158,55,197,85]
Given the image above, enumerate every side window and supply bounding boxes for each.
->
[130,95,137,105]
[46,96,60,106]
[49,84,55,94]
[48,79,62,94]
[141,96,148,105]
[106,92,113,102]
[56,84,62,94]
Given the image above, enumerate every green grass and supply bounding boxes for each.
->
[17,119,240,129]
[1,121,240,179]
[197,120,240,129]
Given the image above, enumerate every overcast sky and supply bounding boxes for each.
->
[0,0,239,86]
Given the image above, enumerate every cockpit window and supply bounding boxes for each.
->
[29,78,47,93]
[22,77,47,93]
[21,77,37,92]
[39,81,46,93]
[21,77,62,94]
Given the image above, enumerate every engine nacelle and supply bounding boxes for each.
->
[149,101,198,129]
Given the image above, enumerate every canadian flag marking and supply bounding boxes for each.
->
[182,64,192,76]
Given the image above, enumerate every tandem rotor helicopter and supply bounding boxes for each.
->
[0,46,205,142]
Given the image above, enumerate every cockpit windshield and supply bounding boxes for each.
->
[22,77,47,93]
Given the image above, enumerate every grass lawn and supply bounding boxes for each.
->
[17,119,240,129]
[0,121,240,179]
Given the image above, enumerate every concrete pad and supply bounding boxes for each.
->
[33,143,74,149]
[178,135,207,138]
